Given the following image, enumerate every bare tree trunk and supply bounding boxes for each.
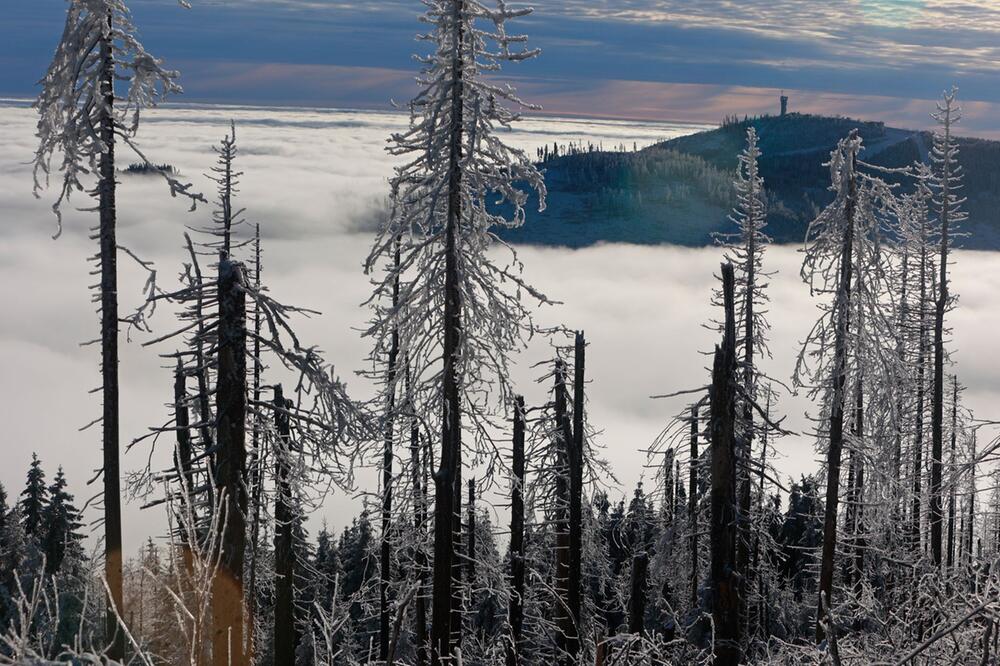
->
[212,257,249,666]
[851,379,865,592]
[411,389,429,666]
[381,242,402,661]
[628,552,648,635]
[931,109,954,570]
[247,223,263,661]
[945,375,958,571]
[566,331,586,663]
[467,479,477,637]
[689,405,700,610]
[98,16,125,659]
[431,1,465,662]
[507,396,526,666]
[816,140,857,644]
[553,359,573,661]
[967,433,976,570]
[736,212,757,643]
[273,385,298,663]
[174,360,196,593]
[753,396,770,639]
[710,262,740,666]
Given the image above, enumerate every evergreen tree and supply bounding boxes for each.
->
[19,453,48,540]
[41,467,85,575]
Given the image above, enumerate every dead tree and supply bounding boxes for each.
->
[33,5,202,652]
[628,552,649,635]
[380,241,402,661]
[930,89,965,569]
[568,332,586,661]
[507,396,526,666]
[690,405,700,610]
[411,390,430,666]
[709,262,740,666]
[212,256,249,666]
[273,384,297,663]
[947,376,959,570]
[467,478,477,633]
[174,359,195,584]
[553,358,573,661]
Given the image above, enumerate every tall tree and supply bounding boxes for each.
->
[507,396,526,666]
[795,130,898,641]
[33,3,201,654]
[364,1,545,662]
[41,468,85,576]
[273,384,298,663]
[716,127,772,642]
[709,263,740,666]
[19,453,48,538]
[929,88,965,569]
[212,256,249,666]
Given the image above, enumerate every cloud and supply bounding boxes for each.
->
[2,104,998,556]
[7,0,1000,137]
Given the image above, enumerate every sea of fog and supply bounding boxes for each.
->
[1,101,997,551]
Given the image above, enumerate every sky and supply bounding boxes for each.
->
[5,0,1000,135]
[2,102,999,554]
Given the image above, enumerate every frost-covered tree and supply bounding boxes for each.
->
[928,88,966,569]
[714,127,777,646]
[32,2,202,655]
[363,1,546,662]
[794,130,898,642]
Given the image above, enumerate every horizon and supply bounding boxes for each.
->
[7,1,1000,137]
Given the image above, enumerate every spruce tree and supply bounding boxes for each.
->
[20,453,48,539]
[41,468,85,575]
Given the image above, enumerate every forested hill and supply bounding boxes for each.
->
[500,113,1000,250]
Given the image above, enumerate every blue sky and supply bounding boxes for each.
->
[6,0,1000,134]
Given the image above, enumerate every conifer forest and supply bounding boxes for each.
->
[5,1,1000,665]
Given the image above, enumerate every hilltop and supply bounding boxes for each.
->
[501,113,1000,250]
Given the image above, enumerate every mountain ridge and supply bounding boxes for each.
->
[500,113,1000,250]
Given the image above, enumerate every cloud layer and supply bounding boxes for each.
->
[2,103,997,552]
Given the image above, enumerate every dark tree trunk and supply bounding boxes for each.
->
[566,331,586,663]
[710,262,740,666]
[553,359,573,661]
[411,392,430,666]
[947,376,958,569]
[930,116,954,570]
[816,139,857,644]
[273,385,298,663]
[467,479,477,636]
[98,16,125,659]
[893,252,908,528]
[431,1,465,662]
[967,434,976,569]
[628,552,649,636]
[174,361,195,577]
[689,405,700,609]
[851,379,865,592]
[380,241,402,660]
[212,257,249,666]
[753,397,770,639]
[507,396,526,666]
